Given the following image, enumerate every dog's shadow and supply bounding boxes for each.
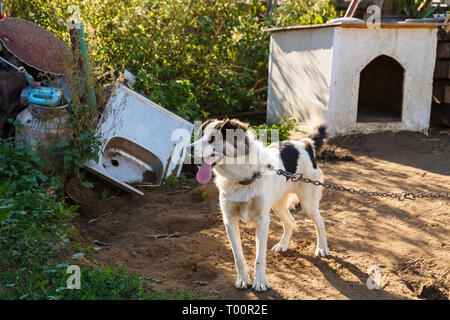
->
[236,253,399,300]
[296,253,404,300]
[248,287,285,300]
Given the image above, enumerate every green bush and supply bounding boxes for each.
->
[0,264,194,300]
[0,139,192,300]
[271,0,336,25]
[4,0,336,121]
[251,118,300,145]
[395,0,429,17]
[0,138,76,267]
[0,137,48,195]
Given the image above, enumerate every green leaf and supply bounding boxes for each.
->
[81,181,94,189]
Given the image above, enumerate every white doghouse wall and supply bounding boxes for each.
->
[267,22,438,136]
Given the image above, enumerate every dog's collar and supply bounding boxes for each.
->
[238,171,262,185]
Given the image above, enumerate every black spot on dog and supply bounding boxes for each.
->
[217,119,248,136]
[217,119,249,156]
[198,119,218,137]
[305,143,317,169]
[279,142,299,177]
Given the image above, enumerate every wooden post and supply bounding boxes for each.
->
[345,0,362,17]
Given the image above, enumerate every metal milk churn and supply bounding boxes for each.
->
[15,86,71,163]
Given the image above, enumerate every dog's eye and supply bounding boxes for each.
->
[209,136,215,143]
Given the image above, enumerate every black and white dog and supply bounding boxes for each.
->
[188,119,329,292]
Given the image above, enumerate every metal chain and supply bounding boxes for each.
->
[274,168,449,201]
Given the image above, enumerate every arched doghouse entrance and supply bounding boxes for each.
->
[357,55,404,123]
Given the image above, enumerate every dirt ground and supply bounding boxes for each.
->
[73,130,449,300]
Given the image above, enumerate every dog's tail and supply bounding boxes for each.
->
[289,122,328,154]
[307,125,327,153]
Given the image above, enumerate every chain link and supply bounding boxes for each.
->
[274,168,449,201]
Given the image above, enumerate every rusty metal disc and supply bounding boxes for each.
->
[0,17,72,75]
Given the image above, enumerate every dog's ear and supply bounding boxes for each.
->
[219,119,248,137]
[219,119,232,136]
[219,119,250,155]
[197,119,217,137]
[230,119,249,131]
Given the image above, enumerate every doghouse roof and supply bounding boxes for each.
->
[265,21,447,33]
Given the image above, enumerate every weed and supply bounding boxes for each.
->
[164,174,189,189]
[251,119,300,145]
[100,187,114,200]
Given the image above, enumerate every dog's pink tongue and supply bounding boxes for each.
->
[196,159,213,184]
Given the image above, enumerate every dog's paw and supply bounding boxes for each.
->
[235,275,251,290]
[252,275,271,292]
[314,246,330,257]
[272,242,289,252]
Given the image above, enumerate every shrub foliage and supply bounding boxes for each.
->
[4,0,336,120]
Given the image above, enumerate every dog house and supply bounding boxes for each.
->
[266,19,439,136]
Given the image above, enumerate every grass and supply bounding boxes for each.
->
[0,138,195,300]
[0,264,194,300]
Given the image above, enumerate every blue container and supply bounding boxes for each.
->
[27,87,63,107]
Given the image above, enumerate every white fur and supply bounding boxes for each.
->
[189,120,329,292]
